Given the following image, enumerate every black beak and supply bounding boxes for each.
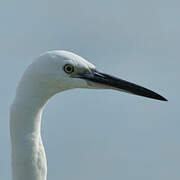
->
[79,70,167,101]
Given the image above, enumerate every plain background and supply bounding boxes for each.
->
[1,0,179,179]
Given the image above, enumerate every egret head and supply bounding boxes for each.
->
[18,50,167,101]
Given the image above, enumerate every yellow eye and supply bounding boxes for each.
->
[63,64,74,74]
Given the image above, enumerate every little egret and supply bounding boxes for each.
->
[10,50,167,180]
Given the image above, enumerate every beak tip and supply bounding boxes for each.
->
[161,97,168,101]
[155,94,168,101]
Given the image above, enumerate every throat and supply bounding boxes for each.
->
[10,96,45,142]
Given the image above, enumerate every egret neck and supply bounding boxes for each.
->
[10,50,167,180]
[10,73,62,180]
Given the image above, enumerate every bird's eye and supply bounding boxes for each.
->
[63,64,74,74]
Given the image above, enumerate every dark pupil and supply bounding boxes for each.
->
[66,66,72,72]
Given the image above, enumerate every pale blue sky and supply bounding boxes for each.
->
[1,0,180,179]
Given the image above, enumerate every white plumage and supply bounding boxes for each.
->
[10,50,167,180]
